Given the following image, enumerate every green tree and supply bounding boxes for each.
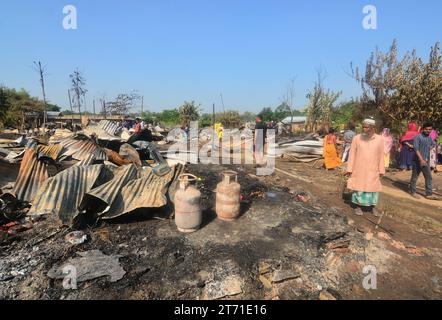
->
[0,87,44,128]
[199,113,213,128]
[258,107,274,122]
[0,86,7,129]
[305,71,341,132]
[46,103,61,111]
[240,111,256,122]
[216,110,242,128]
[331,101,359,129]
[354,40,442,128]
[141,111,158,123]
[158,108,180,126]
[179,101,200,127]
[274,103,292,121]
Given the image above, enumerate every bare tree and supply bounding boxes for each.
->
[281,78,296,123]
[306,69,341,132]
[34,61,48,127]
[107,91,140,116]
[69,69,87,121]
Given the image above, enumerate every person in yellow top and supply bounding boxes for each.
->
[214,123,223,140]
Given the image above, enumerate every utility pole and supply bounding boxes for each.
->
[34,61,48,129]
[220,93,226,114]
[77,94,83,125]
[103,100,107,119]
[67,89,75,131]
[212,103,216,155]
[93,100,96,117]
[83,92,87,115]
[141,96,144,118]
[212,103,216,127]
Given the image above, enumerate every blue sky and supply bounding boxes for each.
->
[0,0,441,113]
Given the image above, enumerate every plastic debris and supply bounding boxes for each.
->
[47,250,126,283]
[65,231,88,245]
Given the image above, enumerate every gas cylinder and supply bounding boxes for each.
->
[216,170,241,221]
[174,174,202,233]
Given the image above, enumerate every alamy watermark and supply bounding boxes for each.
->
[63,5,78,30]
[62,264,77,290]
[165,122,275,176]
[362,265,377,290]
[61,5,375,31]
[362,5,377,30]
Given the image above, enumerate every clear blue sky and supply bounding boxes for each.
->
[0,0,441,113]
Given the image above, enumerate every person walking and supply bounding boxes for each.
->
[323,128,342,170]
[342,123,356,162]
[346,119,385,216]
[410,123,438,200]
[399,123,419,170]
[381,128,394,170]
[254,115,267,166]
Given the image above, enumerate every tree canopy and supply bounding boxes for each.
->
[179,101,200,127]
[354,39,442,129]
[0,86,51,128]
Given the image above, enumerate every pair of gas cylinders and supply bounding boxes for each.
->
[174,170,241,233]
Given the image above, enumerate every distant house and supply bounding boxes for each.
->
[47,111,63,120]
[24,110,130,127]
[281,116,307,132]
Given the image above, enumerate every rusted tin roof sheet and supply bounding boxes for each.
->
[28,164,105,225]
[36,144,64,161]
[48,129,75,143]
[27,161,184,226]
[80,164,139,215]
[83,122,121,141]
[74,153,97,167]
[12,147,49,203]
[167,163,185,204]
[99,120,120,136]
[59,136,107,161]
[100,164,182,220]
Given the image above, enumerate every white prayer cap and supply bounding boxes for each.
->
[363,118,376,126]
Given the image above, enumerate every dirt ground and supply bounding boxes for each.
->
[0,158,441,300]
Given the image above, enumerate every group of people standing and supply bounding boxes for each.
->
[323,119,440,217]
[399,123,440,172]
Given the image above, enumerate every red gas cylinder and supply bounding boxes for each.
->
[216,170,241,221]
[174,174,202,233]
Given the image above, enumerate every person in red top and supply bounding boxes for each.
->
[133,118,142,134]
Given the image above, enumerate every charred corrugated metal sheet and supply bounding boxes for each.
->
[27,161,184,226]
[83,123,121,141]
[167,163,185,203]
[100,164,184,220]
[59,136,107,161]
[36,144,63,161]
[80,164,138,215]
[48,129,75,143]
[99,120,119,136]
[74,153,97,167]
[28,164,105,225]
[12,147,49,203]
